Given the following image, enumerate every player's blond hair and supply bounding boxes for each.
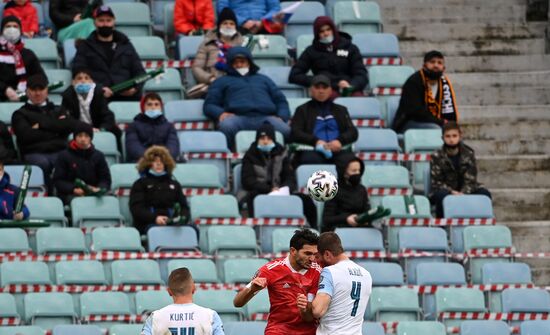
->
[318,232,344,256]
[168,268,194,296]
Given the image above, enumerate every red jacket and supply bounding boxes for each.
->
[174,0,215,35]
[3,1,39,35]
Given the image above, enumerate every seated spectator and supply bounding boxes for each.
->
[0,15,45,102]
[61,68,122,150]
[174,0,215,36]
[217,0,281,34]
[289,16,367,97]
[241,122,317,226]
[190,7,243,98]
[392,50,459,133]
[430,122,491,218]
[0,120,17,164]
[290,74,358,167]
[11,74,79,188]
[204,46,290,149]
[72,5,146,101]
[50,0,100,44]
[53,123,111,205]
[129,146,190,235]
[125,92,179,163]
[0,160,29,221]
[3,0,38,38]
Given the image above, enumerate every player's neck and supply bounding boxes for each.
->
[173,295,193,304]
[335,254,349,263]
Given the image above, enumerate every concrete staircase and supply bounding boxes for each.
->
[378,0,550,284]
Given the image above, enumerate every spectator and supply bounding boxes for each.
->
[290,74,357,167]
[392,50,459,133]
[0,15,45,102]
[53,123,111,205]
[125,92,179,163]
[0,120,17,164]
[11,74,79,188]
[0,160,30,221]
[72,5,146,101]
[50,0,101,44]
[241,122,317,226]
[129,145,190,235]
[3,0,38,38]
[204,46,290,149]
[189,7,243,98]
[61,68,122,150]
[174,0,215,36]
[430,121,491,218]
[289,16,367,97]
[216,0,281,34]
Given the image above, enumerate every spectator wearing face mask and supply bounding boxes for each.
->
[2,0,39,38]
[174,0,215,36]
[125,92,179,163]
[0,15,45,102]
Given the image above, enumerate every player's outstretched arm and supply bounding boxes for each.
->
[311,293,332,319]
[233,277,267,307]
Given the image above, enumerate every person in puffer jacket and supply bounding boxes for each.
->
[0,161,30,220]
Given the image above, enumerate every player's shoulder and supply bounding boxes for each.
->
[308,262,323,274]
[264,257,288,271]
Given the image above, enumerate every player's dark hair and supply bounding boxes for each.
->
[168,267,193,296]
[289,229,319,251]
[443,121,461,134]
[318,232,344,256]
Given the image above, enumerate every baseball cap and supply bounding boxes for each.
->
[94,5,115,19]
[311,74,331,87]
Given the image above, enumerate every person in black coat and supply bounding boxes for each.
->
[0,16,45,102]
[290,74,358,167]
[53,123,111,204]
[125,92,179,162]
[322,155,370,232]
[289,16,367,97]
[0,121,17,164]
[49,0,98,30]
[129,145,190,235]
[72,6,145,101]
[61,68,122,150]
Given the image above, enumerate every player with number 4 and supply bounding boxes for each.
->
[297,232,372,335]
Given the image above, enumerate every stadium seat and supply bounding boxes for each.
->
[167,259,219,283]
[63,39,77,68]
[52,325,102,335]
[177,35,204,61]
[111,260,164,285]
[173,163,223,188]
[460,321,511,335]
[296,164,338,190]
[396,321,446,335]
[92,227,144,252]
[333,1,382,35]
[363,322,385,335]
[71,196,124,228]
[25,197,68,227]
[207,226,258,256]
[296,34,313,58]
[367,287,420,322]
[362,165,412,206]
[404,129,443,188]
[334,97,382,121]
[130,36,167,60]
[258,66,306,98]
[163,3,176,40]
[4,165,46,194]
[223,259,268,283]
[109,325,145,335]
[44,69,72,95]
[190,194,240,221]
[55,261,108,285]
[369,66,415,91]
[1,261,51,286]
[109,2,152,36]
[0,293,18,319]
[501,288,550,314]
[147,226,199,252]
[357,262,404,286]
[135,291,172,314]
[244,289,270,319]
[355,128,400,153]
[224,321,267,335]
[109,163,139,224]
[0,102,23,125]
[435,288,486,327]
[93,131,120,165]
[144,68,184,101]
[287,97,310,117]
[385,96,401,127]
[164,100,209,128]
[250,35,288,67]
[109,102,141,127]
[232,163,244,200]
[335,227,384,251]
[283,1,326,47]
[80,292,131,328]
[354,33,400,59]
[235,130,285,153]
[482,263,532,311]
[24,38,59,69]
[520,320,550,335]
[0,326,44,335]
[36,227,87,254]
[194,290,243,322]
[24,293,76,328]
[0,228,30,252]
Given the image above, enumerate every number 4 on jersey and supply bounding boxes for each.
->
[169,327,195,335]
[350,281,362,316]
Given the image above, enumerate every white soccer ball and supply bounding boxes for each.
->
[307,170,338,202]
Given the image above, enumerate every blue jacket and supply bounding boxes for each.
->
[204,47,290,121]
[0,173,30,220]
[217,0,280,26]
[125,114,180,162]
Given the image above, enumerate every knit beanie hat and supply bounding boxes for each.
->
[256,122,276,142]
[217,8,238,30]
[1,15,21,31]
[140,92,163,113]
[73,123,94,139]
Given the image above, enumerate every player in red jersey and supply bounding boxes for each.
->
[233,229,322,335]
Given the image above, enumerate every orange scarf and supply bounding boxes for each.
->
[420,69,459,122]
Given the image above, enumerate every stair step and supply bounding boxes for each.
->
[400,38,545,57]
[460,105,550,120]
[378,0,525,8]
[457,86,550,105]
[383,5,527,24]
[461,119,550,140]
[491,188,550,221]
[466,139,550,155]
[451,71,550,88]
[478,155,550,188]
[404,54,550,73]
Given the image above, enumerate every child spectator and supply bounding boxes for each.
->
[3,0,39,38]
[0,160,30,220]
[174,0,215,36]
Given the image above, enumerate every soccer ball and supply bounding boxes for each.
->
[307,170,338,202]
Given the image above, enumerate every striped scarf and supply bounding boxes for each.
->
[0,36,26,92]
[420,69,459,122]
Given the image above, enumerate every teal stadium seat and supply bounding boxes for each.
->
[194,290,243,322]
[245,289,270,320]
[24,293,76,329]
[164,100,209,130]
[172,163,223,188]
[358,262,404,286]
[520,320,550,335]
[363,322,385,335]
[109,3,152,36]
[404,129,443,190]
[176,35,203,87]
[147,226,199,252]
[501,288,550,313]
[190,195,240,221]
[355,128,400,154]
[368,287,420,322]
[334,97,382,121]
[135,291,172,314]
[80,292,132,328]
[25,197,68,226]
[460,321,511,335]
[206,226,258,256]
[271,227,300,254]
[62,39,76,68]
[36,227,87,254]
[296,34,313,59]
[163,3,176,39]
[130,36,167,60]
[435,288,486,328]
[44,69,71,95]
[144,68,184,101]
[0,326,44,335]
[333,1,382,35]
[362,165,412,206]
[93,131,120,165]
[223,259,268,284]
[385,96,401,127]
[91,227,144,252]
[0,293,18,323]
[55,260,108,285]
[258,66,306,98]
[235,130,285,153]
[0,102,23,125]
[335,227,385,251]
[24,38,59,69]
[250,35,288,67]
[111,260,164,285]
[369,66,415,91]
[109,102,141,128]
[167,259,219,283]
[287,97,311,117]
[296,164,338,190]
[109,163,140,224]
[5,165,46,194]
[224,321,267,335]
[396,321,446,335]
[354,33,400,59]
[0,228,30,252]
[283,1,325,47]
[110,325,145,335]
[52,325,102,335]
[482,262,532,311]
[71,196,124,228]
[1,261,51,286]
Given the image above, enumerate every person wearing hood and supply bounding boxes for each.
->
[0,160,30,220]
[430,121,491,218]
[129,145,190,235]
[204,46,290,149]
[125,92,179,163]
[174,0,215,36]
[72,5,145,101]
[322,156,369,232]
[2,0,39,38]
[0,15,45,102]
[50,0,102,43]
[53,123,111,204]
[289,16,367,97]
[392,50,459,133]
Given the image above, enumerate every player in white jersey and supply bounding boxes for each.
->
[141,267,225,335]
[297,232,372,335]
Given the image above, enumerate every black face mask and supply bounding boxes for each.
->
[444,142,459,150]
[97,26,114,38]
[423,68,443,80]
[347,174,362,186]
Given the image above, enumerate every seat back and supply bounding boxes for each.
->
[164,100,207,123]
[0,228,30,252]
[92,227,143,252]
[362,322,386,335]
[24,38,59,69]
[0,102,24,125]
[257,66,305,98]
[333,1,382,34]
[111,260,164,285]
[399,227,448,251]
[130,36,167,60]
[55,261,107,285]
[179,131,229,153]
[520,320,550,335]
[250,35,288,67]
[93,132,120,165]
[223,259,268,284]
[369,66,415,89]
[177,35,204,60]
[44,69,71,95]
[354,33,400,58]
[70,196,123,227]
[52,325,102,335]
[144,68,184,101]
[135,291,172,314]
[25,197,67,226]
[335,227,384,251]
[63,39,77,68]
[224,321,267,335]
[190,195,240,220]
[334,97,382,120]
[109,102,141,127]
[368,287,419,322]
[358,262,404,286]
[24,293,76,328]
[36,227,87,254]
[5,165,45,194]
[416,263,466,285]
[481,263,532,284]
[254,195,304,219]
[109,3,151,36]
[80,292,132,316]
[501,288,550,313]
[173,163,223,188]
[460,321,511,335]
[0,293,18,317]
[356,128,400,152]
[1,261,51,286]
[0,326,44,335]
[435,288,485,313]
[396,321,446,335]
[167,259,219,283]
[296,164,337,189]
[235,130,285,153]
[147,226,199,252]
[283,1,325,47]
[207,226,258,256]
[194,290,242,322]
[109,325,145,335]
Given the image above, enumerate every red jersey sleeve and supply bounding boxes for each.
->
[253,263,272,285]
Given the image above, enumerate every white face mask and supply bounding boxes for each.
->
[236,67,249,76]
[3,27,20,43]
[219,27,236,37]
